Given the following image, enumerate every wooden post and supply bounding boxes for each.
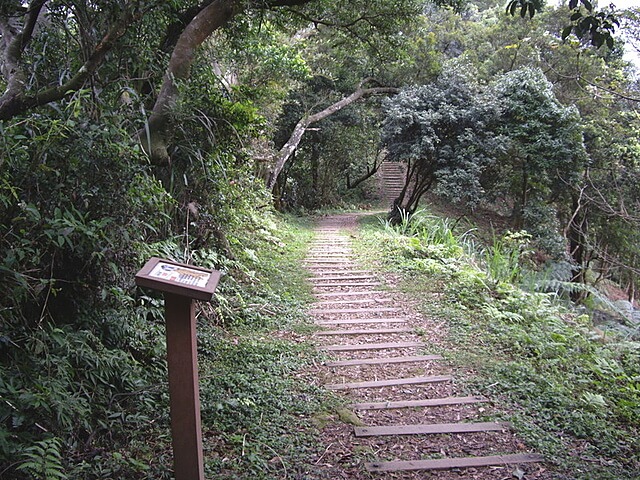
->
[135,257,220,480]
[164,293,204,480]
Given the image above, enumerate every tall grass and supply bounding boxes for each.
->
[380,208,477,254]
[480,230,532,284]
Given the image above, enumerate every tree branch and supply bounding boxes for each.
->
[347,148,383,189]
[267,81,398,189]
[0,1,142,120]
[283,8,377,29]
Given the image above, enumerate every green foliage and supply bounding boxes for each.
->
[2,1,639,478]
[358,210,640,478]
[505,0,543,19]
[562,1,619,49]
[380,62,586,243]
[16,437,65,480]
[219,16,312,89]
[381,59,503,213]
[482,230,533,284]
[0,95,171,477]
[506,0,619,49]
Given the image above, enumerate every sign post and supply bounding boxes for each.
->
[135,257,220,480]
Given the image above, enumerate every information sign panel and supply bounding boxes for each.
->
[135,257,220,301]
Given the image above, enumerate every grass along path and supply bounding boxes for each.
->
[193,210,637,479]
[351,211,639,480]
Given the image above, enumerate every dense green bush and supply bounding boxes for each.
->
[0,83,320,477]
[0,101,177,477]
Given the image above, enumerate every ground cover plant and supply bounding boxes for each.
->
[1,211,334,479]
[355,209,640,480]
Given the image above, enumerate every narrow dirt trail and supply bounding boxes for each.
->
[305,213,550,479]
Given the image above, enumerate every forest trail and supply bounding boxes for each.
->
[305,213,549,479]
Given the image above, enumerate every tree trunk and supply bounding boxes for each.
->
[346,149,383,189]
[567,192,591,300]
[140,0,239,164]
[266,82,398,190]
[311,142,320,197]
[511,157,528,229]
[141,0,313,165]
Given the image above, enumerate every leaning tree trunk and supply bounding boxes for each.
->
[266,81,398,190]
[346,148,384,189]
[140,0,239,164]
[140,0,312,165]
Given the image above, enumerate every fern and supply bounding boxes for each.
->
[540,279,634,324]
[17,437,66,480]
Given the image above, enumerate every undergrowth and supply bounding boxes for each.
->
[196,213,333,479]
[357,210,640,480]
[1,211,330,479]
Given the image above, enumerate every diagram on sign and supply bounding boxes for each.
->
[148,262,211,288]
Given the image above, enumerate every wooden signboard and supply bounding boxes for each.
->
[135,257,220,301]
[135,257,220,480]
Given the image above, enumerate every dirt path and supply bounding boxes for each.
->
[305,214,550,479]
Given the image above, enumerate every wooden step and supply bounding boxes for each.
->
[325,375,452,391]
[305,260,356,264]
[315,327,411,336]
[316,318,408,326]
[354,422,508,437]
[326,354,441,367]
[308,270,369,275]
[319,341,423,351]
[314,291,383,297]
[365,453,545,472]
[313,298,391,306]
[312,282,379,288]
[310,242,350,246]
[306,267,362,273]
[351,396,486,410]
[310,307,399,314]
[309,275,375,281]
